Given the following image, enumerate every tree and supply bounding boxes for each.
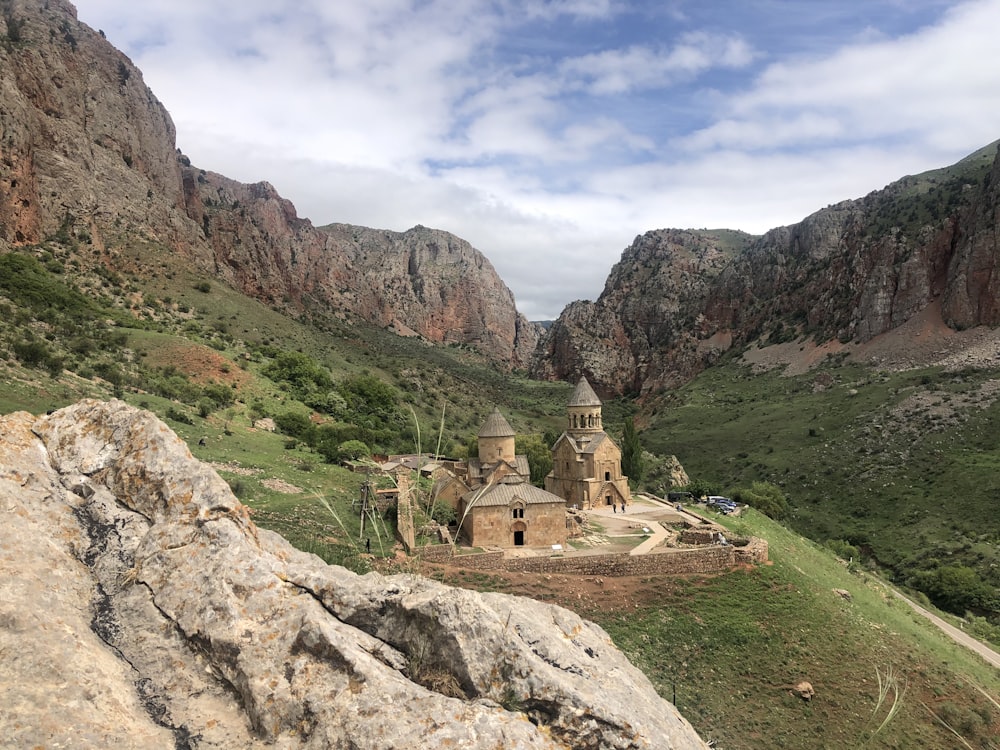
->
[274,411,315,442]
[732,481,790,520]
[516,434,553,487]
[336,439,370,461]
[682,478,718,501]
[621,417,644,483]
[339,373,396,416]
[263,350,332,394]
[913,565,999,616]
[429,499,457,526]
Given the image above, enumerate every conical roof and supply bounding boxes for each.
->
[568,377,601,407]
[478,407,516,438]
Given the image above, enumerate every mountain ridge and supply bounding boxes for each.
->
[533,141,1000,396]
[0,0,540,367]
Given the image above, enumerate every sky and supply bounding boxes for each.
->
[72,0,1000,321]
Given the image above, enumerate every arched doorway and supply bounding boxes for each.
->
[512,521,527,546]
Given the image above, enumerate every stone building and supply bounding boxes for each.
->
[459,478,567,548]
[545,377,631,510]
[448,407,569,548]
[467,408,531,486]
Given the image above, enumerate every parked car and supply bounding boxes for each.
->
[707,495,737,513]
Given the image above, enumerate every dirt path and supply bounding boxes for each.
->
[891,590,1000,670]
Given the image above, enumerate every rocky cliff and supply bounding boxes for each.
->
[535,143,1000,395]
[0,0,540,366]
[0,399,707,749]
[533,229,753,395]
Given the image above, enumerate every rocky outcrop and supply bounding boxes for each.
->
[0,399,707,749]
[536,144,1000,395]
[533,229,752,394]
[0,1,537,366]
[181,168,542,365]
[942,145,1000,328]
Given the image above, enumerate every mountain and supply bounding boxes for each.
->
[534,143,1000,396]
[0,0,540,367]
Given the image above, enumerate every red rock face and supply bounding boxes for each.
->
[535,146,1000,396]
[0,1,539,369]
[943,154,1000,328]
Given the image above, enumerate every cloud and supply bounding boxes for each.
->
[679,0,1000,154]
[72,0,1000,321]
[560,32,756,95]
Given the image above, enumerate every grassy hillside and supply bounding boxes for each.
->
[640,353,1000,629]
[3,237,1000,747]
[0,240,574,568]
[430,508,1000,748]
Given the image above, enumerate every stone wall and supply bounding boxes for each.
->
[734,537,769,565]
[504,546,737,576]
[680,528,719,545]
[415,544,455,563]
[415,545,505,570]
[417,538,769,576]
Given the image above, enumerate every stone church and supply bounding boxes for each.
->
[454,408,567,548]
[545,377,632,510]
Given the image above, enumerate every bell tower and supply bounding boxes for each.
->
[566,377,602,437]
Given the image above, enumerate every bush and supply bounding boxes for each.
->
[194,281,212,293]
[912,564,999,616]
[197,398,214,419]
[339,373,396,416]
[165,407,193,425]
[336,439,371,461]
[202,382,235,408]
[825,539,860,561]
[263,350,333,395]
[430,499,457,526]
[732,481,790,520]
[45,356,65,378]
[12,339,50,367]
[274,411,316,442]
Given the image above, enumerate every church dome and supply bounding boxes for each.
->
[568,377,602,407]
[478,407,516,438]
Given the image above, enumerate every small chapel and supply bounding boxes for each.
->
[545,377,631,510]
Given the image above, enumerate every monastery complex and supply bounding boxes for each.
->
[428,377,631,549]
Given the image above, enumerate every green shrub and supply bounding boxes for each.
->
[274,411,316,441]
[912,565,999,616]
[263,350,333,397]
[165,407,193,425]
[825,539,860,561]
[336,439,370,461]
[430,499,457,526]
[12,339,50,367]
[202,382,235,408]
[732,481,790,520]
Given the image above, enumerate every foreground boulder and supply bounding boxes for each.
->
[0,400,707,749]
